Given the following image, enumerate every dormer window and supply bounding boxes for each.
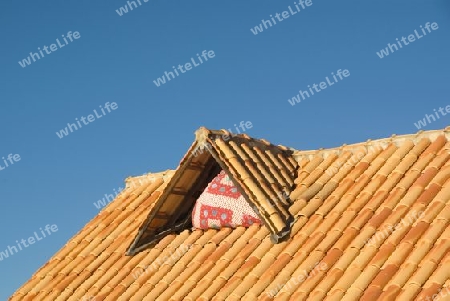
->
[127,127,297,255]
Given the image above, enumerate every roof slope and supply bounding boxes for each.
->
[10,128,450,301]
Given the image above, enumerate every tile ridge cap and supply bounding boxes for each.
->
[292,127,450,157]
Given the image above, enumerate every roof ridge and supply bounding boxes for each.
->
[194,126,293,152]
[293,126,450,159]
[125,169,175,189]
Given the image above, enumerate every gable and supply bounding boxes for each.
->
[191,170,262,229]
[127,128,298,255]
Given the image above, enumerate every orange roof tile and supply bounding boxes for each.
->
[10,127,450,301]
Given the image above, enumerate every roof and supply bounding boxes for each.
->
[10,127,450,301]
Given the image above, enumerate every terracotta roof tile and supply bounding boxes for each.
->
[10,128,450,301]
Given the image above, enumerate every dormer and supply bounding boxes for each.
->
[127,127,298,255]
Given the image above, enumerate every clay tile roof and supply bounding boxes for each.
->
[10,127,450,301]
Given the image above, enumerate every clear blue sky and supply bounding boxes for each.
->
[0,0,449,298]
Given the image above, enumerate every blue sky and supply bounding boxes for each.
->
[0,0,449,298]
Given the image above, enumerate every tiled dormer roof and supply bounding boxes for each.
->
[128,127,297,255]
[10,127,450,301]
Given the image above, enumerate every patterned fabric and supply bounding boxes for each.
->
[192,170,261,229]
